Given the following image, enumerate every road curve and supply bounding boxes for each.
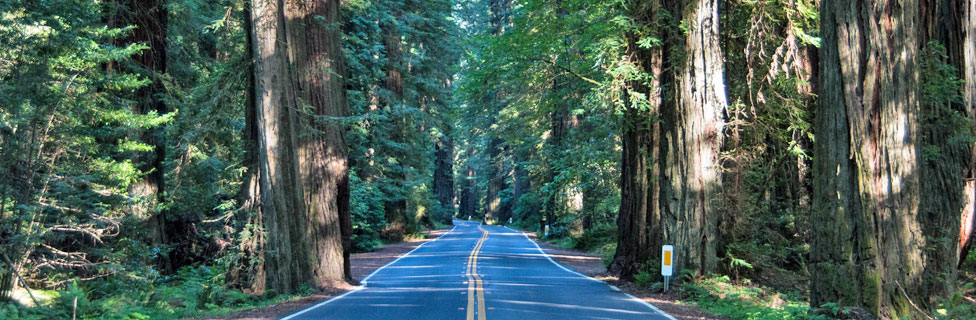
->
[280,220,674,320]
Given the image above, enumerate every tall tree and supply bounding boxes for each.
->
[249,0,351,293]
[612,0,727,279]
[810,0,929,317]
[250,0,311,294]
[433,135,456,224]
[285,0,352,285]
[113,0,170,266]
[916,0,974,299]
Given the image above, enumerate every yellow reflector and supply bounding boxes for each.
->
[663,251,672,266]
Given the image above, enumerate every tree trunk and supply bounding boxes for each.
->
[658,0,726,276]
[433,135,455,224]
[381,17,409,237]
[250,0,313,294]
[117,0,170,270]
[460,162,478,220]
[917,0,971,299]
[511,156,531,221]
[962,0,976,266]
[229,1,267,294]
[811,1,927,317]
[284,0,350,286]
[485,137,506,223]
[613,0,727,282]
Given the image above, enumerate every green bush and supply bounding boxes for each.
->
[634,271,655,289]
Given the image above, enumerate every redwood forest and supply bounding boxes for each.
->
[1,0,976,319]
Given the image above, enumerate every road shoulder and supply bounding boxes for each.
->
[513,228,721,320]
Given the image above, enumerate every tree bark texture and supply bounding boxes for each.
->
[248,0,353,291]
[962,0,976,266]
[284,0,351,286]
[612,0,727,279]
[657,0,726,276]
[811,0,928,317]
[916,0,972,299]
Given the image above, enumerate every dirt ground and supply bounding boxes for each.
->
[519,230,721,320]
[207,229,449,320]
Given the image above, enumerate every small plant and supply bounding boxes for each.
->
[634,270,655,289]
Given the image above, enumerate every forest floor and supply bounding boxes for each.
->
[204,228,451,320]
[515,230,720,320]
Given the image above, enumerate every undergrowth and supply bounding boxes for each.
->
[682,275,839,320]
[0,266,315,320]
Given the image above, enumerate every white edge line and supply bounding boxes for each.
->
[503,226,678,320]
[280,225,458,320]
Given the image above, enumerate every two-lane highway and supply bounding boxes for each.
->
[281,220,674,320]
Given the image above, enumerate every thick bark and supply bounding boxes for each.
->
[250,0,313,294]
[613,0,727,279]
[917,0,971,298]
[285,0,350,286]
[658,0,726,276]
[811,1,927,317]
[962,0,976,265]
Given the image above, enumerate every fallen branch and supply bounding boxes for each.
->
[1,251,40,307]
[895,281,932,320]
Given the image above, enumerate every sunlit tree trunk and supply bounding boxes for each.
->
[658,0,726,276]
[284,0,351,285]
[811,0,928,317]
[485,137,506,223]
[250,0,313,294]
[613,0,727,279]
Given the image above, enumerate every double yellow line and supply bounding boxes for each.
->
[466,227,489,320]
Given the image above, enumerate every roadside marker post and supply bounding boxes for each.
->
[661,245,673,292]
[544,225,549,238]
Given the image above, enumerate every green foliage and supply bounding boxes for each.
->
[350,171,386,252]
[634,271,655,289]
[683,276,837,320]
[932,283,976,320]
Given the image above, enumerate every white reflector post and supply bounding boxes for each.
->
[662,245,674,292]
[661,245,674,276]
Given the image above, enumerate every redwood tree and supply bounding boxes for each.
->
[248,0,350,293]
[612,0,727,279]
[810,0,928,317]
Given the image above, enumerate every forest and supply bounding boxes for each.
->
[1,0,975,319]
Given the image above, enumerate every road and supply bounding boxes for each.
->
[281,220,674,320]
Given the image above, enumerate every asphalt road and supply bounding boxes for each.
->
[281,220,674,320]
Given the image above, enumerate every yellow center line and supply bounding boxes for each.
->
[466,227,489,320]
